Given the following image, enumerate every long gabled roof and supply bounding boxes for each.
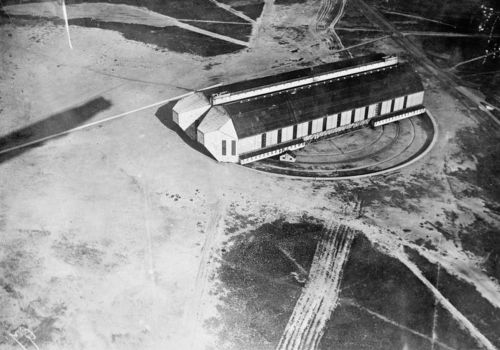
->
[202,53,387,98]
[219,63,424,138]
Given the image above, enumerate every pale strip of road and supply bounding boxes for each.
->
[379,9,456,28]
[336,27,500,38]
[206,0,256,23]
[177,19,252,25]
[450,49,500,70]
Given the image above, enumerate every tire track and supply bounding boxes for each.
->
[276,224,355,350]
[313,0,349,54]
[184,200,225,350]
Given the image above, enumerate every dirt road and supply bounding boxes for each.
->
[277,224,355,350]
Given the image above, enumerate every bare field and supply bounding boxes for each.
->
[1,0,499,349]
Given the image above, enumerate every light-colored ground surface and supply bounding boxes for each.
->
[0,0,499,349]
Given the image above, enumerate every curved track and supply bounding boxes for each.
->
[297,123,402,164]
[300,124,386,157]
[244,112,437,179]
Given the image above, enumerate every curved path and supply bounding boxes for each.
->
[243,112,438,180]
[297,122,401,164]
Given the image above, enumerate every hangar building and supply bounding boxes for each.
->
[172,53,426,164]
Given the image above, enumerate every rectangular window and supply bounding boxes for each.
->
[364,107,369,120]
[403,95,408,109]
[293,125,297,139]
[375,103,382,116]
[261,133,266,148]
[336,114,341,127]
[390,99,395,113]
[277,129,282,143]
[231,140,236,155]
[308,121,313,135]
[322,117,328,131]
[351,110,356,123]
[222,140,226,155]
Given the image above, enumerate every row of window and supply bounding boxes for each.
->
[259,96,411,148]
[222,140,236,156]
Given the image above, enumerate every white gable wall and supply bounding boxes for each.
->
[172,94,211,130]
[201,119,239,162]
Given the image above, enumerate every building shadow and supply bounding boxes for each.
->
[0,97,112,164]
[155,101,215,160]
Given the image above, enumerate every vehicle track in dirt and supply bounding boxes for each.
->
[276,224,355,350]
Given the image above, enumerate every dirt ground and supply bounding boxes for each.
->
[0,0,499,349]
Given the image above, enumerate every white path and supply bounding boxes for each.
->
[379,9,456,28]
[206,0,256,23]
[343,299,457,350]
[177,19,252,25]
[313,0,350,55]
[396,251,497,350]
[249,0,274,47]
[450,49,500,70]
[276,224,355,350]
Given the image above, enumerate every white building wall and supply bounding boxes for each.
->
[312,118,323,133]
[327,114,337,129]
[203,131,238,162]
[354,107,365,122]
[282,126,293,142]
[340,111,351,126]
[407,91,424,107]
[176,105,210,130]
[367,104,378,118]
[238,134,260,154]
[381,100,392,115]
[297,122,308,137]
[394,96,405,111]
[199,119,239,162]
[267,130,278,146]
[219,119,238,139]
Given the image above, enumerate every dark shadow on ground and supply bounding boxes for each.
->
[0,97,112,164]
[155,101,215,160]
[0,14,247,57]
